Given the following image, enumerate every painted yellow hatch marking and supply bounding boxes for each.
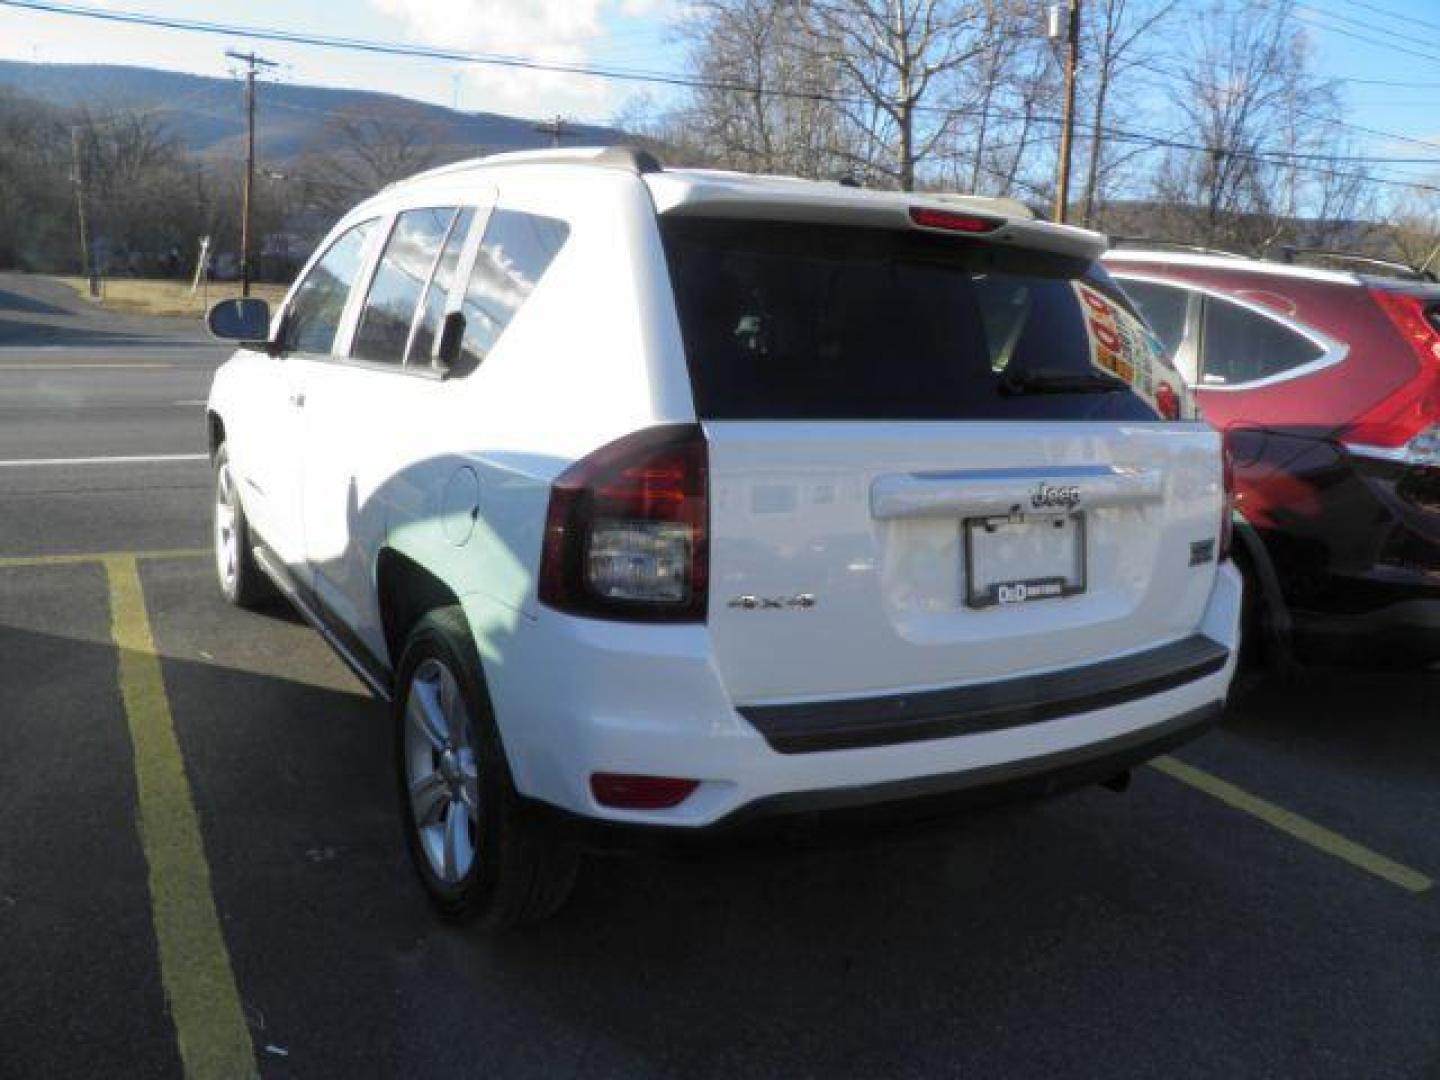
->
[0,548,207,569]
[1153,755,1433,895]
[104,555,256,1078]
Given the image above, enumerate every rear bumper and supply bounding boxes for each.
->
[1236,440,1440,664]
[563,701,1221,848]
[472,562,1241,829]
[716,700,1219,827]
[1292,599,1440,667]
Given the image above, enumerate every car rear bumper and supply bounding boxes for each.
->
[1292,598,1440,667]
[473,562,1241,828]
[1241,446,1440,664]
[553,701,1221,851]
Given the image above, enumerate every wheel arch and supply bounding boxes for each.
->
[207,410,226,461]
[1231,516,1295,669]
[375,547,468,672]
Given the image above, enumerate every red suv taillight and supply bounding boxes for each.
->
[1343,289,1440,459]
[539,425,708,621]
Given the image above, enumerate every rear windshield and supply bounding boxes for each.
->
[661,218,1170,421]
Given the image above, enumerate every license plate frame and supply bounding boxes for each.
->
[963,512,1087,610]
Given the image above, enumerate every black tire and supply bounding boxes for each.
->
[212,443,272,608]
[394,606,580,929]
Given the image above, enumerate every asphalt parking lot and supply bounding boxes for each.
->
[2,271,1439,1079]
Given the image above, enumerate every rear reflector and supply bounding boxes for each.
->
[591,773,700,810]
[1155,382,1181,421]
[908,206,1002,234]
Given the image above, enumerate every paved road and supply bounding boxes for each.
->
[1,272,1438,1079]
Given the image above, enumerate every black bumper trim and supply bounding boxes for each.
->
[738,634,1229,754]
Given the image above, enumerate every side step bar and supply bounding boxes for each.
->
[252,544,394,703]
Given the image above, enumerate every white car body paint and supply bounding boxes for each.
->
[208,150,1240,827]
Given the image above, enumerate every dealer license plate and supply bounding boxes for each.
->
[964,513,1086,609]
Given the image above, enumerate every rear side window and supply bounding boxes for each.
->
[1120,279,1190,358]
[457,209,570,369]
[283,220,375,354]
[660,219,1166,421]
[1200,297,1323,386]
[352,207,457,365]
[408,208,476,364]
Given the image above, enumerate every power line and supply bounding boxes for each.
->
[5,0,1440,194]
[1328,0,1440,39]
[1293,4,1440,66]
[1125,60,1440,161]
[1334,76,1440,88]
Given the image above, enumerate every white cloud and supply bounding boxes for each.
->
[0,0,677,125]
[371,0,628,121]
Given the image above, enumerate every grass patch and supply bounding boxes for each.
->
[51,276,289,318]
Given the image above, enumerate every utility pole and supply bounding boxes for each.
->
[69,125,98,297]
[534,115,568,148]
[226,49,276,297]
[1051,0,1081,224]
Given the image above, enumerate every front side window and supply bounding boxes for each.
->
[1201,297,1323,386]
[352,207,457,365]
[283,220,376,354]
[661,219,1168,421]
[457,209,570,370]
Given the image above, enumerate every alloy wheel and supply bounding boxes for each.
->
[402,657,481,884]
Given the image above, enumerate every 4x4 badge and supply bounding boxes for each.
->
[728,594,816,610]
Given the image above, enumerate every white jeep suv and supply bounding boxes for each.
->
[205,146,1240,927]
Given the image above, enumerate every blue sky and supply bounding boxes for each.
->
[0,0,1436,188]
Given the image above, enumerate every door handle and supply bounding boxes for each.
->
[289,391,306,408]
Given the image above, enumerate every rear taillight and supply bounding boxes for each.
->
[1219,446,1235,561]
[1343,289,1440,452]
[539,425,708,621]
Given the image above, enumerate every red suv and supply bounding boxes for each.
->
[1105,246,1440,668]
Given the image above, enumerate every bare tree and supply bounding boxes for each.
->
[1150,0,1347,251]
[1384,186,1440,272]
[70,108,208,275]
[1077,0,1176,226]
[798,0,1001,191]
[675,0,854,178]
[0,87,70,269]
[296,103,448,216]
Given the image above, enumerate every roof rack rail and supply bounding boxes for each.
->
[1264,244,1436,282]
[392,145,663,190]
[1108,236,1246,258]
[479,145,664,175]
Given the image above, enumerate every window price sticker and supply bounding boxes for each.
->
[1073,280,1174,413]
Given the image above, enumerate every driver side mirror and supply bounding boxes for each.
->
[206,297,273,347]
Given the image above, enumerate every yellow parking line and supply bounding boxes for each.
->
[0,548,207,569]
[1152,755,1434,895]
[103,555,256,1079]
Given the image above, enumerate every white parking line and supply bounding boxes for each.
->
[0,363,180,370]
[0,453,208,468]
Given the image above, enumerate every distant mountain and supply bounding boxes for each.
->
[0,61,626,163]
